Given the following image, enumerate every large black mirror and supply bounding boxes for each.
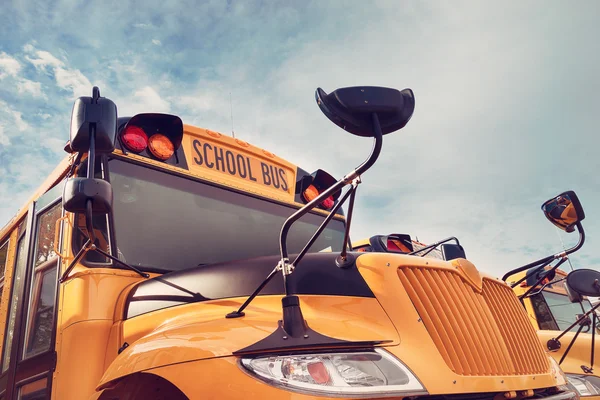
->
[541,190,585,233]
[566,269,600,297]
[69,88,117,153]
[441,243,466,261]
[316,86,415,137]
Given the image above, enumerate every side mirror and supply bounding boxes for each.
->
[565,280,584,303]
[316,86,415,137]
[441,243,466,261]
[566,269,600,297]
[69,88,117,153]
[542,190,585,233]
[525,266,557,287]
[63,87,115,215]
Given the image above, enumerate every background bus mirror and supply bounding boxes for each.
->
[384,234,414,253]
[63,177,113,214]
[525,266,556,287]
[315,86,415,137]
[566,269,600,297]
[441,243,466,261]
[69,92,117,153]
[565,279,584,303]
[541,190,585,233]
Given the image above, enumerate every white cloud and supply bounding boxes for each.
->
[0,52,21,79]
[24,48,64,72]
[41,137,67,155]
[16,78,44,97]
[54,67,92,97]
[117,86,171,116]
[152,39,162,46]
[0,99,29,133]
[0,125,10,146]
[133,23,152,29]
[23,44,93,97]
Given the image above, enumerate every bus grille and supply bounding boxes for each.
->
[397,267,549,376]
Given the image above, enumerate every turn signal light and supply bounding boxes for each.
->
[118,113,184,163]
[148,133,175,161]
[297,169,340,210]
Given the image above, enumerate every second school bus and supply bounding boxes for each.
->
[0,85,575,399]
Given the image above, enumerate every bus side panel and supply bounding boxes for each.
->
[53,269,146,399]
[0,230,18,361]
[53,320,113,400]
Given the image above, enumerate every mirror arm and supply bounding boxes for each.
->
[338,180,359,264]
[518,257,568,300]
[503,222,585,284]
[408,237,460,257]
[291,186,355,268]
[279,113,383,266]
[548,300,600,368]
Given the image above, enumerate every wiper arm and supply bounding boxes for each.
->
[409,237,460,257]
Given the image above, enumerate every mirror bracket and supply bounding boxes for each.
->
[547,300,600,370]
[503,222,585,284]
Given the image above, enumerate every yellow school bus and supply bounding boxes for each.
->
[359,192,599,399]
[509,267,600,399]
[0,86,574,400]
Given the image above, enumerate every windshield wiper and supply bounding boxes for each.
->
[408,236,460,257]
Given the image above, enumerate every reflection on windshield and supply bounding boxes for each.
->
[107,159,346,272]
[534,290,593,332]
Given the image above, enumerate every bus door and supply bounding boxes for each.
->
[1,184,63,400]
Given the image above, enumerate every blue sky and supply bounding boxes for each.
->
[0,0,599,276]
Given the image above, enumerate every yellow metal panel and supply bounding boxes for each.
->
[99,295,399,388]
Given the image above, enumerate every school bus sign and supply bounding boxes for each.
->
[182,126,296,201]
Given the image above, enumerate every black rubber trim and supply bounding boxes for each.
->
[124,252,373,319]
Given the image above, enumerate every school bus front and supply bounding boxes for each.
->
[0,88,576,399]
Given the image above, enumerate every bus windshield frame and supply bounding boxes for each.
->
[531,288,595,332]
[72,157,347,273]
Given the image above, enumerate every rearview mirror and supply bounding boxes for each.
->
[69,88,117,153]
[441,243,466,261]
[565,280,584,303]
[541,190,585,233]
[566,269,600,297]
[316,86,415,137]
[63,87,115,215]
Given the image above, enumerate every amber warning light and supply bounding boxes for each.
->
[297,169,340,210]
[118,113,183,162]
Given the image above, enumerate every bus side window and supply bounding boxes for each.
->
[22,203,61,359]
[2,227,28,371]
[530,293,559,331]
[0,240,8,304]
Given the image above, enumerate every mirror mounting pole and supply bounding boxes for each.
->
[548,300,600,371]
[336,179,359,268]
[502,222,585,284]
[279,112,384,293]
[518,256,568,300]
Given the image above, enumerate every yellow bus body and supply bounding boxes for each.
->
[0,124,572,399]
[510,269,600,399]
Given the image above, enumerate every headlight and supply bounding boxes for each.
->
[567,374,600,397]
[240,348,426,398]
[549,356,567,384]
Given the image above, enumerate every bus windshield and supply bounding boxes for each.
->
[80,158,346,273]
[531,290,594,332]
